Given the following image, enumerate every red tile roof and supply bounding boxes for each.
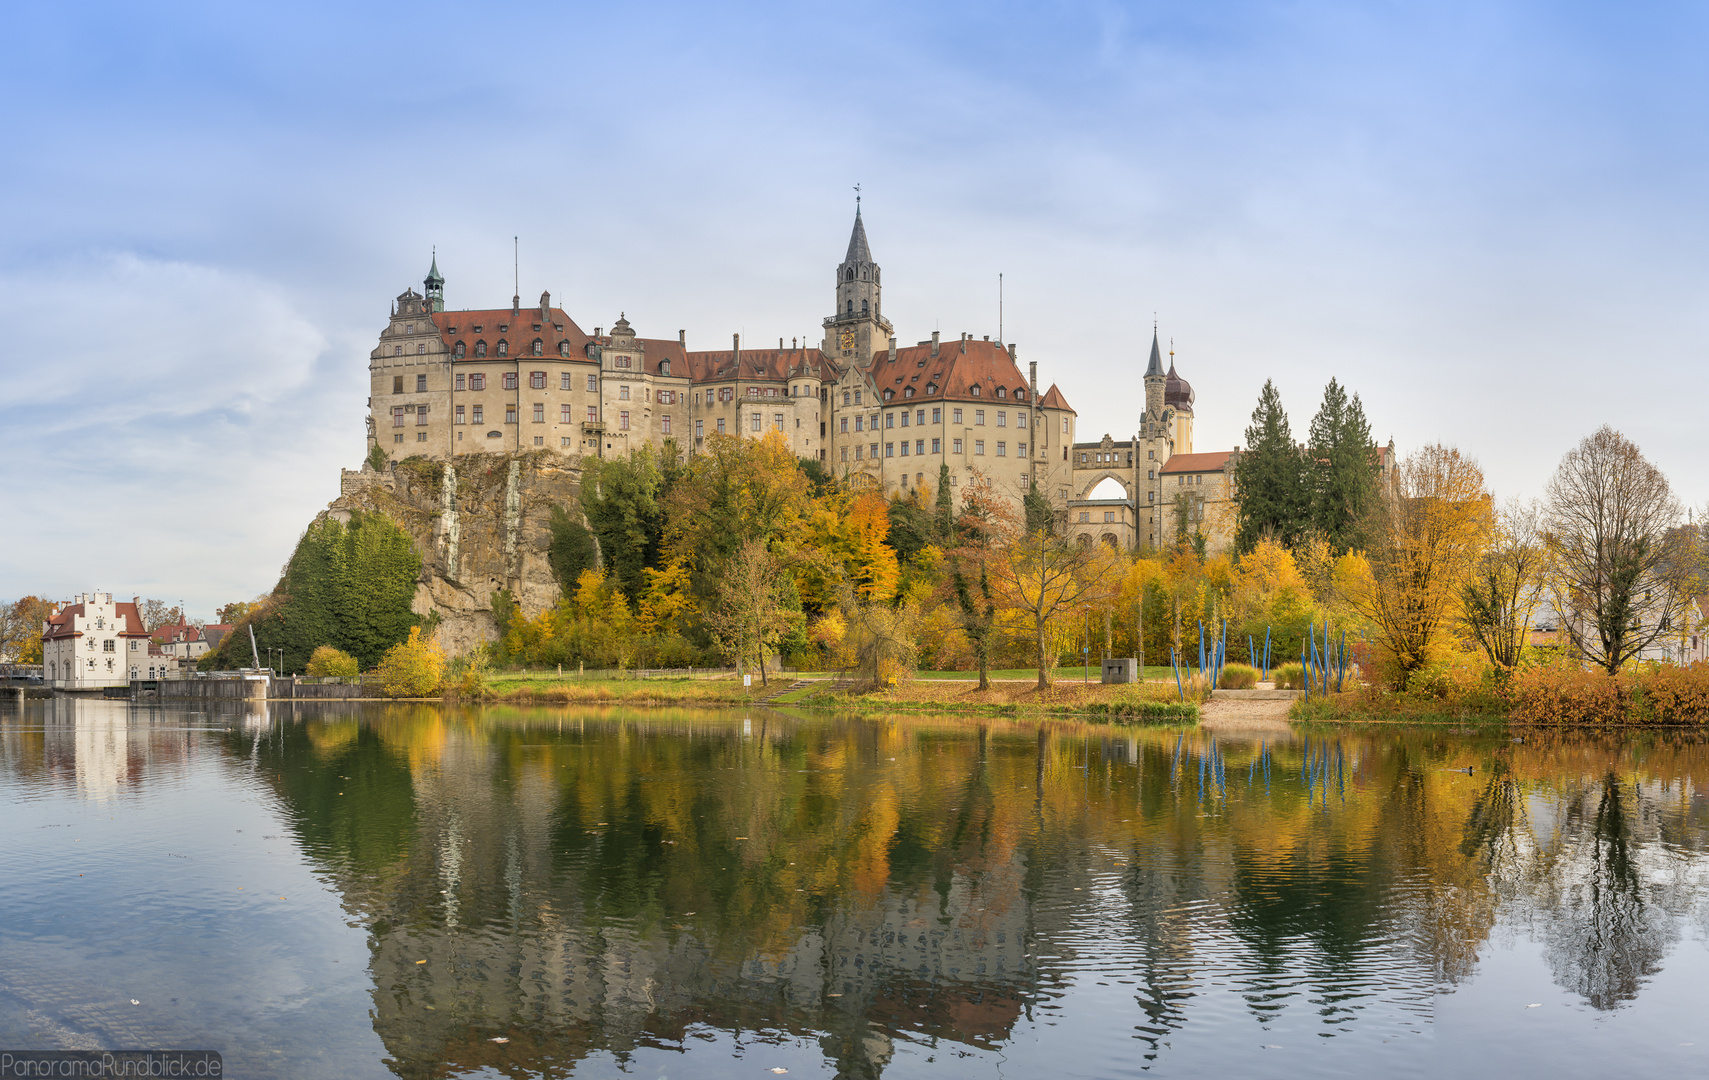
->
[431,307,592,362]
[1160,450,1234,474]
[1039,383,1074,413]
[860,339,1047,407]
[43,600,150,642]
[685,348,836,384]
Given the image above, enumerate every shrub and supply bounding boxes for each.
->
[376,627,445,698]
[1217,663,1258,689]
[1508,662,1709,724]
[305,645,359,677]
[1275,662,1305,690]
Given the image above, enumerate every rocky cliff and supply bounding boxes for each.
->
[326,452,582,656]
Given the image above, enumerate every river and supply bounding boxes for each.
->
[2,697,1707,1078]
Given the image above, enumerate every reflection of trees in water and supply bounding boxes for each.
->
[1534,772,1675,1010]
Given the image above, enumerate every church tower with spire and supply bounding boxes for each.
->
[424,251,445,312]
[821,200,893,367]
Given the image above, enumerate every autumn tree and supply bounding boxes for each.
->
[996,526,1115,689]
[139,599,182,631]
[1544,426,1692,674]
[838,584,923,687]
[1460,500,1547,678]
[305,645,360,677]
[703,538,804,686]
[1233,379,1307,553]
[943,472,1017,690]
[1349,444,1491,688]
[376,626,445,697]
[215,599,257,626]
[666,432,812,596]
[1,596,54,664]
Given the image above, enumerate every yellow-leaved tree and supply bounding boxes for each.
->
[305,645,360,677]
[1349,444,1492,689]
[377,626,446,697]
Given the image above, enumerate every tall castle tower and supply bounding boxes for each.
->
[821,202,893,367]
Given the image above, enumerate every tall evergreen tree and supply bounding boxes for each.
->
[1233,380,1306,552]
[1306,379,1380,551]
[935,464,954,540]
[1024,480,1055,535]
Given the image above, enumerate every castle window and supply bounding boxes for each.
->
[773,413,784,432]
[932,438,941,453]
[883,389,893,401]
[660,359,670,376]
[456,405,466,423]
[840,447,848,462]
[1148,450,1155,460]
[1149,492,1156,503]
[417,343,426,355]
[696,419,704,438]
[472,405,483,423]
[926,384,936,395]
[854,390,862,404]
[996,442,1006,456]
[560,341,572,357]
[886,413,894,429]
[497,340,508,357]
[846,300,854,315]
[415,374,427,392]
[470,373,486,390]
[1017,413,1027,428]
[843,391,850,406]
[899,440,909,457]
[862,299,869,315]
[615,355,632,369]
[392,407,405,427]
[503,373,518,390]
[560,404,571,424]
[975,410,985,425]
[533,403,545,423]
[454,342,466,358]
[970,385,980,396]
[588,406,598,423]
[475,340,487,357]
[620,411,631,430]
[416,406,429,425]
[588,374,598,392]
[1018,442,1026,456]
[997,411,1006,427]
[530,371,546,389]
[1016,388,1027,401]
[855,416,863,431]
[900,412,909,428]
[662,415,672,435]
[717,417,727,434]
[392,376,404,394]
[845,267,855,282]
[532,339,544,356]
[750,412,762,432]
[932,407,941,423]
[393,345,402,356]
[904,387,914,398]
[885,443,894,458]
[455,373,465,391]
[995,386,1005,398]
[620,386,630,400]
[840,417,848,433]
[505,405,517,424]
[974,440,985,455]
[560,372,572,391]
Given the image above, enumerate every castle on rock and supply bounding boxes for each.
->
[366,208,1235,550]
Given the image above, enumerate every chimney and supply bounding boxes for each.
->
[960,333,967,354]
[512,293,520,317]
[930,330,940,357]
[678,330,685,346]
[733,333,740,365]
[1008,343,1018,362]
[539,291,550,320]
[779,337,784,349]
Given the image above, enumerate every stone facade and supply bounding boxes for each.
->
[365,210,1078,517]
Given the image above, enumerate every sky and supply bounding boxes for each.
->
[3,0,1707,615]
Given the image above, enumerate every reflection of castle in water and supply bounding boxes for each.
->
[242,709,1709,1077]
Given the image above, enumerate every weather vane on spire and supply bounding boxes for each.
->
[854,183,861,207]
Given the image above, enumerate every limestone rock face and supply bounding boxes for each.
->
[330,452,581,656]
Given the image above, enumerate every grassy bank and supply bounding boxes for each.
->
[456,673,1199,722]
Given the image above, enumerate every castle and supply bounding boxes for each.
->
[365,207,1235,550]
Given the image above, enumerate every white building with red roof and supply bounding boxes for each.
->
[42,593,154,690]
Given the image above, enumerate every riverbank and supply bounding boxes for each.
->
[462,674,1201,722]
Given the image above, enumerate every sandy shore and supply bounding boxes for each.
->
[1199,695,1295,732]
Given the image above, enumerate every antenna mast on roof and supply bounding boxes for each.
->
[999,273,1004,344]
[512,236,519,313]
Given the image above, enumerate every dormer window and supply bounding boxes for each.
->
[559,341,571,357]
[473,325,483,333]
[475,340,488,358]
[1016,388,1027,401]
[532,339,544,356]
[904,387,914,398]
[533,324,542,331]
[498,324,509,333]
[926,384,937,395]
[660,359,670,376]
[496,340,509,357]
[454,342,466,359]
[883,389,894,401]
[971,385,981,396]
[996,386,1006,398]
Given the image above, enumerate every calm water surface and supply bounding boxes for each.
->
[2,698,1708,1078]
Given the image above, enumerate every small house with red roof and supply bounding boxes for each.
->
[42,593,153,690]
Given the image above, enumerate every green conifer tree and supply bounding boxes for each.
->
[935,464,954,540]
[1024,480,1054,536]
[1306,379,1379,552]
[1232,379,1306,553]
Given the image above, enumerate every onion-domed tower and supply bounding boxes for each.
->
[1163,346,1194,453]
